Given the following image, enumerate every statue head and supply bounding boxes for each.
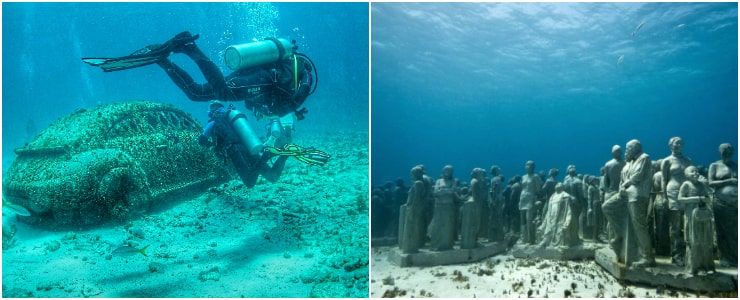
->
[684,165,699,181]
[549,168,560,178]
[669,137,683,154]
[490,165,501,176]
[554,182,564,193]
[525,160,535,174]
[567,165,577,176]
[625,139,642,161]
[471,168,486,181]
[410,166,424,181]
[611,145,622,160]
[442,165,454,179]
[719,143,734,161]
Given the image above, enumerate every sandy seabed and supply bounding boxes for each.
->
[370,245,733,298]
[2,129,369,298]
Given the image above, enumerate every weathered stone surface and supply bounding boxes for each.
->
[511,242,600,260]
[387,241,506,267]
[595,248,738,292]
[3,101,228,227]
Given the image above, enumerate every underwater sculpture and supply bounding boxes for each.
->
[661,136,693,267]
[2,101,227,227]
[603,139,655,268]
[537,183,578,248]
[707,143,738,267]
[519,161,542,245]
[428,165,460,251]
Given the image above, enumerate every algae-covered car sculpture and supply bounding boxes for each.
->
[2,101,228,228]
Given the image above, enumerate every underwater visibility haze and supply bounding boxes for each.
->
[372,2,738,185]
[2,2,369,298]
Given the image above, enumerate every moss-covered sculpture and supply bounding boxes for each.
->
[3,101,227,227]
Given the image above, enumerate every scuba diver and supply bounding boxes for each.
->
[82,31,316,147]
[201,100,329,187]
[82,31,329,186]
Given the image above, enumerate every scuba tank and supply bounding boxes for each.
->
[224,38,296,71]
[226,108,263,156]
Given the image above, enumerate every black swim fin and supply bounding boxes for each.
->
[82,32,199,72]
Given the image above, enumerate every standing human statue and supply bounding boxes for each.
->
[661,137,692,267]
[619,139,656,268]
[428,165,461,251]
[538,183,579,248]
[562,165,584,242]
[400,166,426,254]
[585,175,604,242]
[651,159,671,256]
[389,178,408,238]
[418,165,436,243]
[503,176,523,235]
[678,166,715,275]
[602,145,626,243]
[461,168,487,249]
[707,143,738,267]
[519,161,543,245]
[540,168,560,219]
[488,166,505,242]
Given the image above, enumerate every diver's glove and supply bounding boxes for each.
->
[166,31,200,54]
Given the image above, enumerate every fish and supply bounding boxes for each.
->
[112,244,150,257]
[632,21,645,36]
[617,55,625,66]
[3,199,31,217]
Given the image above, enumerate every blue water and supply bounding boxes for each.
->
[372,2,738,185]
[2,2,369,174]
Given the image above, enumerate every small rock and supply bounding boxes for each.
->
[148,262,166,273]
[198,267,221,282]
[45,240,61,252]
[283,252,292,259]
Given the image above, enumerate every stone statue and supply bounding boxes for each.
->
[563,165,584,243]
[400,166,426,254]
[461,168,486,249]
[678,166,715,275]
[602,145,626,242]
[708,143,738,267]
[540,168,560,219]
[585,175,603,242]
[538,183,579,248]
[428,165,460,251]
[661,137,692,267]
[605,139,655,268]
[519,161,543,244]
[503,175,522,235]
[651,159,671,256]
[418,165,436,245]
[488,166,505,242]
[389,178,408,238]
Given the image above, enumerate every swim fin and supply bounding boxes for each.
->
[264,144,331,166]
[82,31,199,72]
[82,43,172,72]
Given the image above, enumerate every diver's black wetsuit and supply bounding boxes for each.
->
[201,107,288,187]
[157,34,313,119]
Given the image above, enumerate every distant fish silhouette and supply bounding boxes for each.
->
[676,23,686,29]
[113,244,150,257]
[617,55,625,66]
[632,21,645,36]
[3,199,31,217]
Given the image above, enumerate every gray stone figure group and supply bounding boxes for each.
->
[392,138,737,274]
